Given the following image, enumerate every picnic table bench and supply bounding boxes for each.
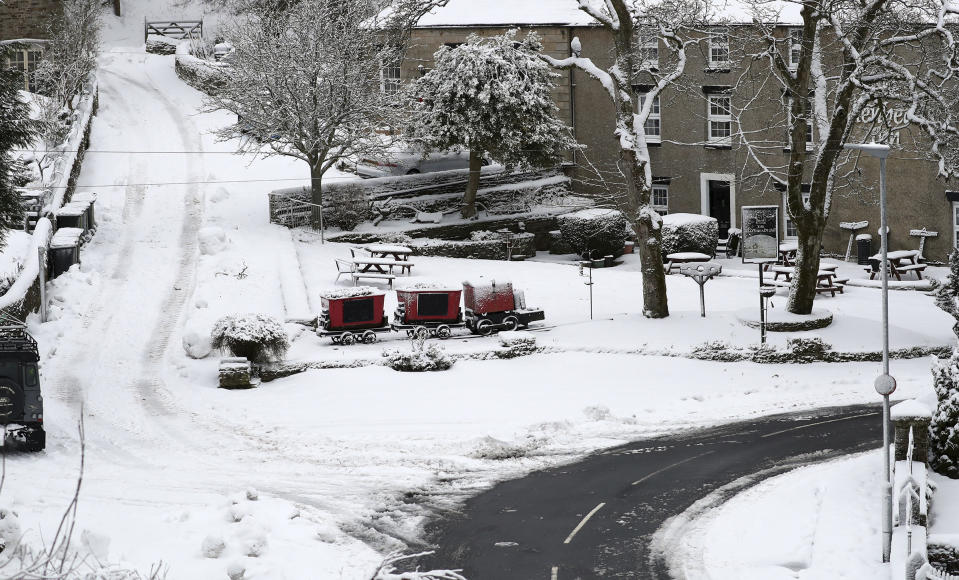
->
[665,252,711,273]
[334,258,396,288]
[865,249,925,280]
[353,245,414,274]
[771,265,846,296]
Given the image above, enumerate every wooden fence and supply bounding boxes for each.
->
[144,19,203,42]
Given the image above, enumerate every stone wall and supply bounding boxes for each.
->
[0,0,60,41]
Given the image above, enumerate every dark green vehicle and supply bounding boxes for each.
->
[0,326,44,452]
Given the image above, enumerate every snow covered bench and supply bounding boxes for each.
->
[333,258,396,288]
[665,252,711,273]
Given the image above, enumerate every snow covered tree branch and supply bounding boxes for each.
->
[731,0,959,314]
[204,0,423,232]
[406,31,579,218]
[542,0,710,318]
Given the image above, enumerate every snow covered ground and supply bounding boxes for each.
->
[1,7,954,579]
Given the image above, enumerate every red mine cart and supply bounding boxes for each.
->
[462,279,545,335]
[318,288,390,344]
[392,284,464,339]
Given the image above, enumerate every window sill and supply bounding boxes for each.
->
[705,66,731,73]
[645,140,663,147]
[705,142,732,150]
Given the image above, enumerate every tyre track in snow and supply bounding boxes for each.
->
[117,67,203,418]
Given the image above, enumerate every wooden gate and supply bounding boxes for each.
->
[144,19,203,42]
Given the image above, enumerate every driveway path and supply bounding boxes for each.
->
[420,404,885,579]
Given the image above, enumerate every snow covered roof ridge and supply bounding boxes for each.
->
[414,0,602,27]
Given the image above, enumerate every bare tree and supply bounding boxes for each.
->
[542,0,709,319]
[205,0,447,234]
[731,0,959,314]
[34,0,100,112]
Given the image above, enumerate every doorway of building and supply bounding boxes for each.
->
[708,180,731,238]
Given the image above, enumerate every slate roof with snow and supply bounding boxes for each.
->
[415,0,600,27]
[414,0,806,27]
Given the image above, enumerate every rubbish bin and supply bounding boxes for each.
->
[857,234,872,265]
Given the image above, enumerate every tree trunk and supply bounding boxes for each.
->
[310,162,324,239]
[623,149,669,318]
[788,219,825,314]
[461,150,482,219]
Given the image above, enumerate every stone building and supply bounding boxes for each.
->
[406,0,959,262]
[0,0,61,92]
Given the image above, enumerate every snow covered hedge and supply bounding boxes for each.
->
[382,342,453,372]
[661,213,718,257]
[174,42,227,95]
[146,34,180,55]
[211,314,289,364]
[558,208,628,258]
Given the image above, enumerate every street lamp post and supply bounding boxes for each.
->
[844,142,895,563]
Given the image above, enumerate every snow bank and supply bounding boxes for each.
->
[198,226,229,256]
[662,213,719,257]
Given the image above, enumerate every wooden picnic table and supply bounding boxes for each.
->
[778,241,798,266]
[362,244,414,261]
[348,257,412,274]
[866,249,925,280]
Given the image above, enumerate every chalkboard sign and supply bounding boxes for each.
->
[741,205,780,263]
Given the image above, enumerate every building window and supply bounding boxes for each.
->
[787,96,814,149]
[639,93,661,143]
[380,61,401,95]
[707,95,732,145]
[708,28,729,69]
[784,188,811,238]
[5,48,41,92]
[788,28,802,70]
[652,183,669,214]
[638,30,659,70]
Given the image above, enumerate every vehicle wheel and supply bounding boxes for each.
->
[406,169,421,175]
[340,332,355,345]
[22,425,44,452]
[476,319,494,336]
[436,325,452,339]
[502,316,519,331]
[414,326,429,339]
[363,331,377,344]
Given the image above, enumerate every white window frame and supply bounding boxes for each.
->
[788,28,802,71]
[652,183,669,214]
[707,94,732,145]
[953,201,959,248]
[638,31,659,70]
[787,96,814,150]
[5,48,42,92]
[784,189,811,239]
[380,61,401,95]
[708,28,730,69]
[638,93,661,143]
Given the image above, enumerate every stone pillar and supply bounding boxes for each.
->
[892,399,933,462]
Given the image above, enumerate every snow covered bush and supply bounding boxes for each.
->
[382,338,453,372]
[324,182,369,231]
[201,534,226,558]
[558,208,629,258]
[661,213,718,257]
[931,350,959,477]
[497,331,537,358]
[211,314,289,364]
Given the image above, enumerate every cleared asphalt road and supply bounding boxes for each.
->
[420,404,884,579]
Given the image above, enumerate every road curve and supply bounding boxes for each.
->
[419,404,885,580]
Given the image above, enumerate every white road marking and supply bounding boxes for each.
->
[551,565,559,580]
[760,412,879,439]
[563,502,606,544]
[631,451,714,486]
